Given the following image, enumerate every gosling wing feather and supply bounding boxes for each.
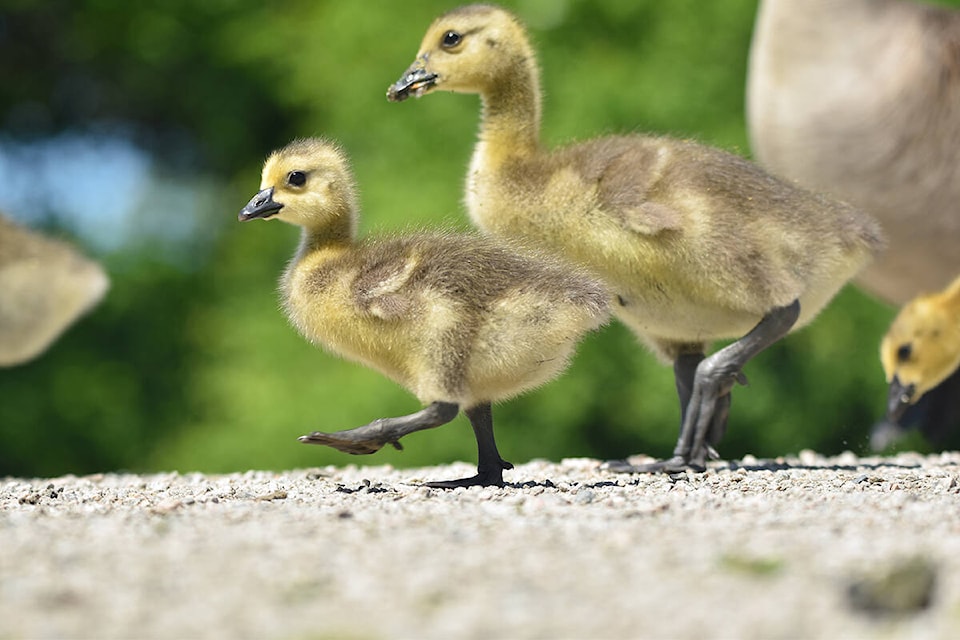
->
[348,233,539,321]
[585,138,685,236]
[351,247,421,320]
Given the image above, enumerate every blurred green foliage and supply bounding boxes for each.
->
[0,0,939,476]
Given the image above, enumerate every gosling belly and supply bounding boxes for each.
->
[612,293,763,344]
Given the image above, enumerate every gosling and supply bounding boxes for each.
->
[0,213,109,366]
[387,3,885,472]
[238,138,608,488]
[876,274,960,448]
[748,0,960,306]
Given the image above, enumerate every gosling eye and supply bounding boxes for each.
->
[287,171,307,187]
[441,30,462,48]
[896,343,913,362]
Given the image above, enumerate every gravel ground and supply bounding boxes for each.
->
[2,451,959,640]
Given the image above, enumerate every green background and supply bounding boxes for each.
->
[0,0,943,477]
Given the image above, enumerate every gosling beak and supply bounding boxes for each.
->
[886,375,916,423]
[238,187,283,221]
[387,58,438,102]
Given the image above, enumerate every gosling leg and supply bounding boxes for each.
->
[608,300,800,474]
[678,299,801,468]
[426,402,514,489]
[607,351,713,474]
[653,351,734,471]
[299,401,459,454]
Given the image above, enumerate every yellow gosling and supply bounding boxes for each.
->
[238,138,608,488]
[881,274,960,423]
[387,4,884,471]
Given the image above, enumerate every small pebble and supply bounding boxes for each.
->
[574,489,596,504]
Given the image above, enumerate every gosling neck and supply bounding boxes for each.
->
[478,62,542,160]
[292,210,356,263]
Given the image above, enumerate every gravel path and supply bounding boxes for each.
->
[2,451,959,639]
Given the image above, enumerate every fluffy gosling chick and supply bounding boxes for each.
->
[748,0,960,306]
[238,138,608,488]
[387,4,884,471]
[880,274,960,431]
[0,213,109,366]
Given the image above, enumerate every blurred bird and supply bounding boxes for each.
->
[748,0,960,307]
[387,4,884,471]
[238,138,608,487]
[0,213,109,367]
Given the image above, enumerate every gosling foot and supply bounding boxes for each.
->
[672,300,801,466]
[425,460,514,489]
[677,367,742,466]
[425,402,513,489]
[603,453,713,475]
[298,427,395,455]
[299,401,459,455]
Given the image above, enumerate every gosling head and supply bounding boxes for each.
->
[880,290,960,423]
[239,138,358,236]
[387,4,532,101]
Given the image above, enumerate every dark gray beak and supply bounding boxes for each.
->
[238,187,283,221]
[886,375,916,424]
[387,58,438,102]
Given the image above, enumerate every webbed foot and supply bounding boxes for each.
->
[298,424,400,455]
[672,300,800,465]
[426,459,513,489]
[680,365,744,463]
[603,455,709,474]
[299,402,459,455]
